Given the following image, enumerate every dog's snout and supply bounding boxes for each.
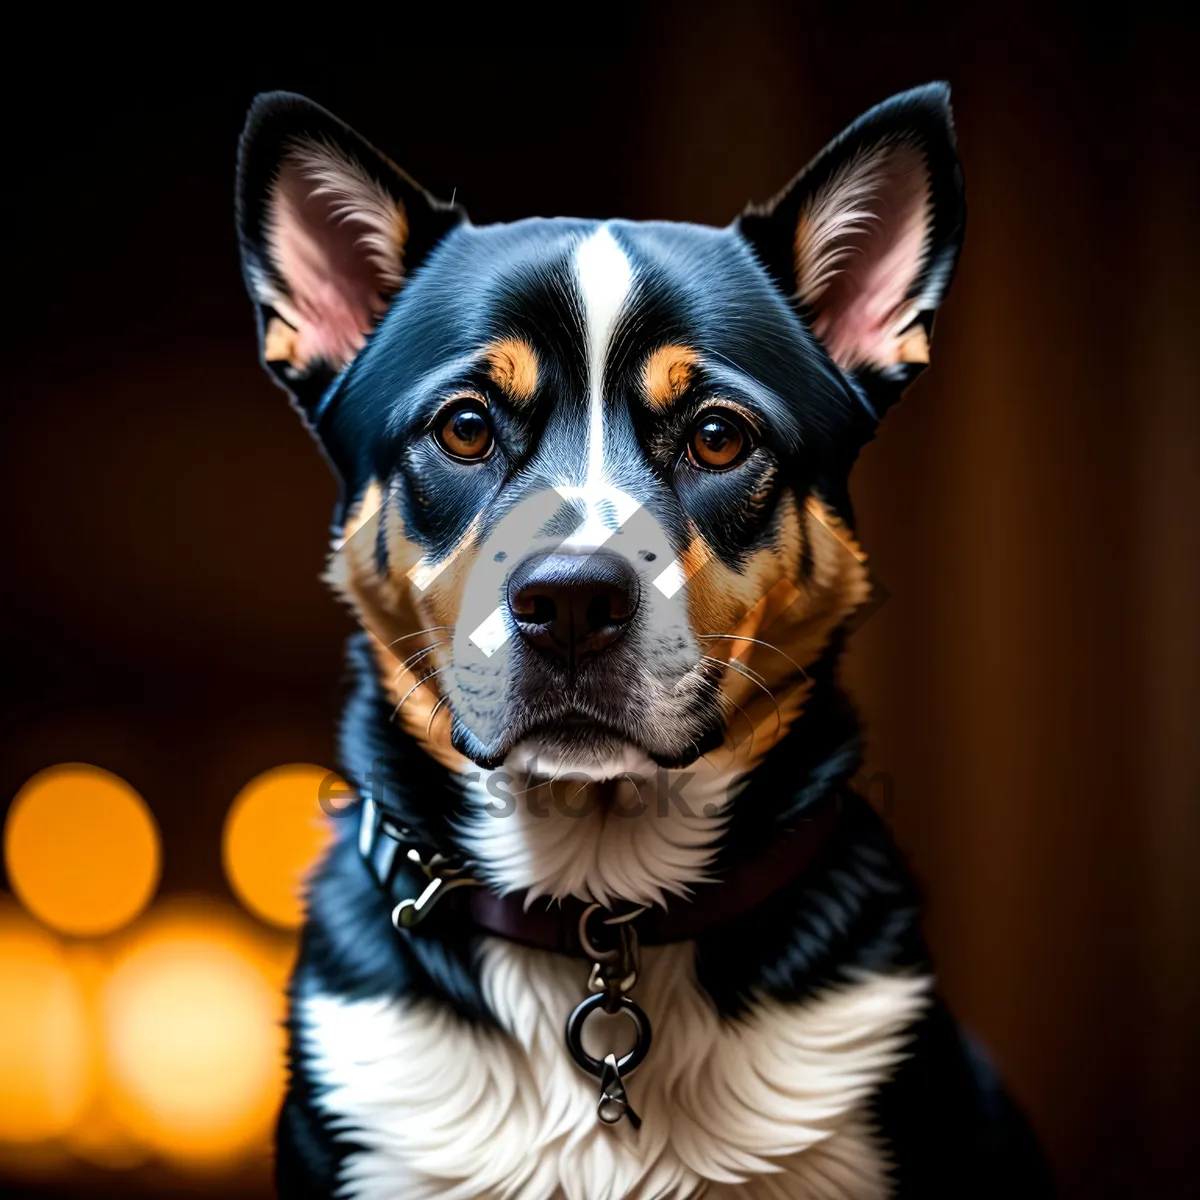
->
[507,551,640,665]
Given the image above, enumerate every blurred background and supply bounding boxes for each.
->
[2,5,1197,1197]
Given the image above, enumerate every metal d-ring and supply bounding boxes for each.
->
[577,902,650,963]
[565,991,653,1079]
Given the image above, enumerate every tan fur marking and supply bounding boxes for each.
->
[643,345,699,411]
[261,141,411,371]
[263,316,302,365]
[375,506,483,772]
[336,481,385,545]
[803,494,869,564]
[677,535,713,589]
[323,481,473,773]
[685,491,871,772]
[484,338,539,405]
[895,323,931,365]
[793,139,933,371]
[408,513,485,632]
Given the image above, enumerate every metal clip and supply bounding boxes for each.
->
[598,1053,641,1128]
[565,903,653,1129]
[391,846,481,930]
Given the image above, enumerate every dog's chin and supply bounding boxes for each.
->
[450,711,725,776]
[506,728,656,783]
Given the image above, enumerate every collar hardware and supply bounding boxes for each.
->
[357,788,843,1130]
[391,848,481,930]
[566,903,653,1128]
[358,797,483,930]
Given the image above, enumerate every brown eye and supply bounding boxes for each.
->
[688,411,750,470]
[435,398,494,461]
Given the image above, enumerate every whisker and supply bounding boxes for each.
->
[393,665,449,720]
[425,694,450,739]
[507,777,545,799]
[694,665,757,762]
[387,626,455,649]
[509,758,574,799]
[699,654,783,740]
[720,694,758,762]
[615,771,651,811]
[696,648,768,686]
[398,640,450,673]
[724,666,784,739]
[696,633,810,682]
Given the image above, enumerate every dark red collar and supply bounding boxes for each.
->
[359,792,842,956]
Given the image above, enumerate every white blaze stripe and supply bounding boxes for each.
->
[574,225,634,491]
[467,228,637,657]
[556,483,642,553]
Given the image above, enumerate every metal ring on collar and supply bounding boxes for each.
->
[565,992,653,1078]
[577,902,650,962]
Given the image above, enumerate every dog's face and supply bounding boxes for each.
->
[237,87,963,790]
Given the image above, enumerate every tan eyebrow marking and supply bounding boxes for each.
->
[643,344,699,411]
[483,337,540,405]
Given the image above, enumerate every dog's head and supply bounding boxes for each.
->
[236,86,963,826]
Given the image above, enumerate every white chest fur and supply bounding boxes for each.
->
[301,939,929,1200]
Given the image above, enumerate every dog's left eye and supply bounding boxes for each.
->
[434,397,494,462]
[687,409,753,471]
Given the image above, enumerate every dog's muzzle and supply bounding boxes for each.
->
[506,549,641,672]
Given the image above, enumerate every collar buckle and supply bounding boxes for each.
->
[391,848,481,929]
[358,796,482,930]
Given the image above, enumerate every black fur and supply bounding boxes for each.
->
[282,640,1052,1195]
[233,84,1053,1197]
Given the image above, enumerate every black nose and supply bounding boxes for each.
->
[507,551,640,666]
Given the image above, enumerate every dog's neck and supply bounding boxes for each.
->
[303,630,923,1021]
[338,631,862,907]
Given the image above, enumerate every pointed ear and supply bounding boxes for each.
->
[236,92,464,425]
[737,83,965,413]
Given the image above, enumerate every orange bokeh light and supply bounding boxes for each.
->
[59,944,150,1171]
[222,763,341,929]
[62,1105,150,1172]
[0,904,91,1144]
[99,901,289,1166]
[4,764,160,937]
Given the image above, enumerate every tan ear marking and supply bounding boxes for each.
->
[262,138,410,371]
[643,345,699,411]
[792,138,935,372]
[282,137,409,295]
[894,324,931,366]
[484,338,540,405]
[263,316,302,365]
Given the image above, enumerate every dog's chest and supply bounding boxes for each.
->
[301,939,929,1200]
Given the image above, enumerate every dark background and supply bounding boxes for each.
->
[3,5,1197,1196]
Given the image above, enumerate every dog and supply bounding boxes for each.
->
[235,83,1053,1198]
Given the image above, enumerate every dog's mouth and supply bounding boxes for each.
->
[511,715,648,776]
[452,703,726,775]
[442,620,731,773]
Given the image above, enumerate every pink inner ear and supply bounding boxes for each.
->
[266,153,403,370]
[804,142,932,372]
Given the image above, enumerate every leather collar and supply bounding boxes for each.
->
[359,790,842,956]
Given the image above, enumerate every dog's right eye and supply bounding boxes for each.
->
[433,397,494,462]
